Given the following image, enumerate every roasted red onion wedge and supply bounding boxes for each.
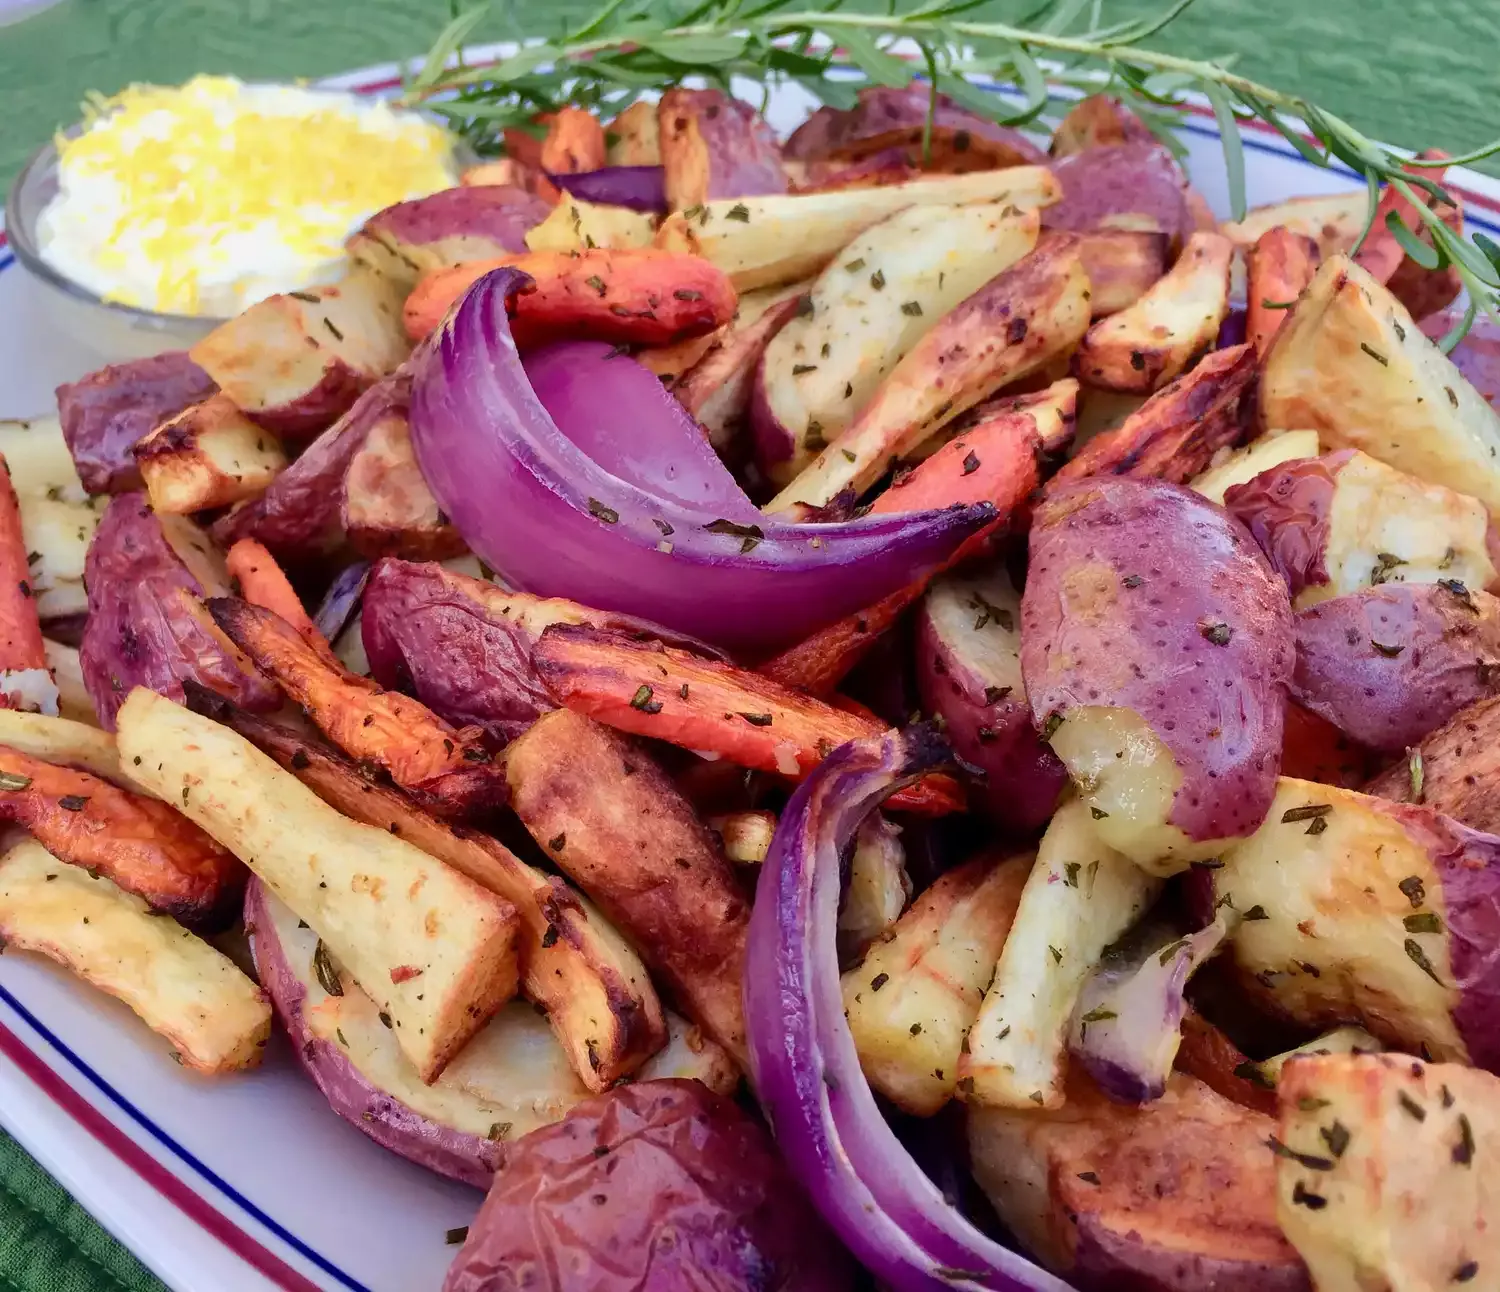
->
[406,268,994,652]
[745,724,1074,1291]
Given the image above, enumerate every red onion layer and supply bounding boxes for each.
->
[548,165,668,213]
[745,725,1077,1292]
[407,269,994,652]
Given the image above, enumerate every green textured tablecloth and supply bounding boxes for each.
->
[1,1,1498,1288]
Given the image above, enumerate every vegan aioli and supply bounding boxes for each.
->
[37,76,456,317]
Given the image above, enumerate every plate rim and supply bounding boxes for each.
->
[1,47,1499,1292]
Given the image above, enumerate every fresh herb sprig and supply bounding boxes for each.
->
[405,0,1500,346]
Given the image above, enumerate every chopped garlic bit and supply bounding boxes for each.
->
[39,76,456,317]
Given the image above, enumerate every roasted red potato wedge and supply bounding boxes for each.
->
[1421,308,1500,413]
[1281,699,1377,789]
[347,185,551,290]
[0,837,269,1074]
[766,235,1091,513]
[1211,776,1500,1070]
[1275,1053,1500,1289]
[190,269,409,440]
[206,597,506,820]
[1288,581,1500,754]
[969,1073,1307,1291]
[1076,230,1169,318]
[1049,342,1257,492]
[1223,448,1500,608]
[539,106,606,181]
[1072,231,1233,393]
[1043,143,1192,248]
[783,86,1047,173]
[460,159,539,192]
[134,393,287,515]
[80,495,279,729]
[658,88,787,211]
[1221,191,1368,259]
[605,100,660,166]
[213,372,408,558]
[0,743,244,930]
[505,708,751,1062]
[1049,94,1155,156]
[340,395,465,560]
[1246,226,1320,356]
[189,685,667,1090]
[1259,254,1500,518]
[402,248,737,347]
[1364,692,1500,830]
[1189,429,1321,505]
[532,623,963,815]
[1022,476,1295,872]
[55,351,218,494]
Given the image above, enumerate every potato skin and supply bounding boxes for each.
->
[444,1079,852,1292]
[1221,453,1337,599]
[1289,582,1500,753]
[55,352,218,494]
[1364,692,1500,830]
[658,87,788,210]
[1043,143,1191,247]
[1422,308,1500,412]
[1022,477,1294,844]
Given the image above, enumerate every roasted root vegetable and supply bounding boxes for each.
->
[1071,231,1233,393]
[1189,429,1320,505]
[346,185,551,290]
[1174,1008,1279,1115]
[606,100,660,166]
[460,158,538,191]
[1211,776,1500,1070]
[80,495,279,729]
[0,837,269,1074]
[843,850,1030,1116]
[837,813,911,961]
[222,539,329,656]
[1246,227,1320,355]
[117,687,522,1084]
[766,235,1091,513]
[339,396,465,560]
[658,88,787,211]
[505,708,751,1063]
[916,564,1068,834]
[1289,582,1500,753]
[1275,1053,1500,1290]
[753,203,1041,485]
[0,455,52,713]
[43,642,94,727]
[522,196,656,254]
[784,86,1048,173]
[133,393,287,515]
[531,623,963,815]
[207,597,507,820]
[1075,230,1169,318]
[1244,1026,1383,1088]
[1223,449,1499,608]
[1221,191,1369,259]
[17,490,96,627]
[968,1073,1307,1290]
[1259,254,1500,517]
[0,415,87,504]
[1048,94,1154,156]
[1281,699,1377,789]
[1352,154,1463,319]
[1424,309,1500,414]
[957,800,1160,1109]
[190,684,667,1090]
[653,166,1060,291]
[539,106,607,183]
[708,809,777,865]
[0,743,244,930]
[212,372,408,558]
[190,269,409,439]
[401,248,738,348]
[1364,693,1500,831]
[1042,143,1192,247]
[55,352,218,494]
[1022,477,1295,872]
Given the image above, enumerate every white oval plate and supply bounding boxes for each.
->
[2,48,1500,1292]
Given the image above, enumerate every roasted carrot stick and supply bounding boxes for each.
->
[540,106,607,178]
[0,456,47,678]
[1245,228,1320,356]
[403,248,737,347]
[1353,150,1449,284]
[224,539,336,663]
[759,411,1043,696]
[532,624,964,815]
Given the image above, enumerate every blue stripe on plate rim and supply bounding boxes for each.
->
[0,87,1496,1292]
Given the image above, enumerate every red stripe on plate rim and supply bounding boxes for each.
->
[0,1016,324,1292]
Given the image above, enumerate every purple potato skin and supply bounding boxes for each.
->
[356,186,550,253]
[1421,309,1500,413]
[443,1079,854,1292]
[783,86,1047,171]
[79,494,280,729]
[244,879,504,1189]
[213,372,409,557]
[658,88,788,209]
[1022,477,1295,843]
[1044,144,1192,247]
[56,352,218,494]
[1222,453,1342,600]
[362,558,555,746]
[916,571,1066,834]
[1290,582,1500,753]
[1072,1213,1312,1292]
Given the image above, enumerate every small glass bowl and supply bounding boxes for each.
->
[5,132,225,362]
